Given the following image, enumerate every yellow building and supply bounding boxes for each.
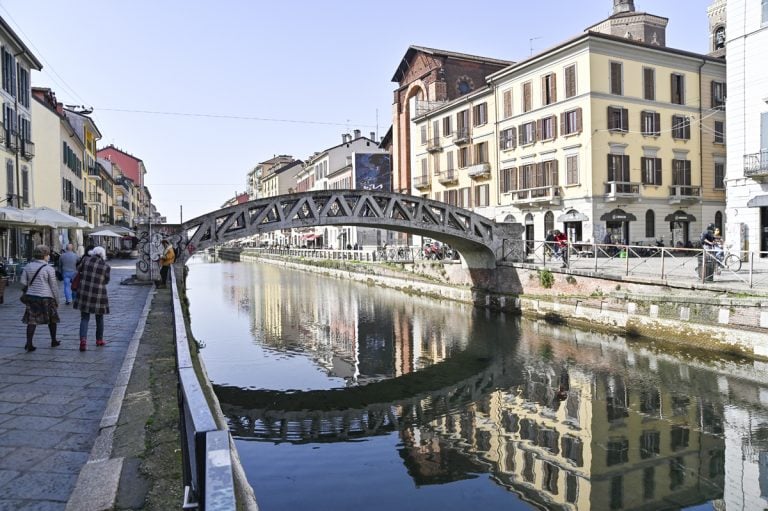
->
[411,3,726,249]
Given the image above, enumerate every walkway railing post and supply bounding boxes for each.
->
[625,246,630,276]
[660,247,665,280]
[594,242,598,272]
[750,252,754,288]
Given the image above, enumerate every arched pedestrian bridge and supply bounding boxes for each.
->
[181,190,523,269]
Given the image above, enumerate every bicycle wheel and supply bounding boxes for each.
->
[724,254,741,272]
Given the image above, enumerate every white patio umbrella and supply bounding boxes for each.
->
[23,207,93,229]
[0,206,37,225]
[89,228,124,238]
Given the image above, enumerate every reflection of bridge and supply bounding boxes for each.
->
[181,190,523,269]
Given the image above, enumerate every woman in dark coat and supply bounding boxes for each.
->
[74,246,110,351]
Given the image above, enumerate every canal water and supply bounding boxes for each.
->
[186,256,768,511]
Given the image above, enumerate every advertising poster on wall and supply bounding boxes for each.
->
[353,153,392,192]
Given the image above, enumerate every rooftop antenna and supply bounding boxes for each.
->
[529,37,542,56]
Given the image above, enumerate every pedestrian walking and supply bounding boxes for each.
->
[158,239,175,288]
[554,230,569,268]
[74,246,110,351]
[58,243,79,305]
[20,244,61,352]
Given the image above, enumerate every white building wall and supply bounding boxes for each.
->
[725,0,768,254]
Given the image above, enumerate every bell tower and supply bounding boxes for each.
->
[587,1,668,47]
[707,0,726,57]
[613,0,636,14]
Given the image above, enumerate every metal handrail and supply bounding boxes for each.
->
[171,268,237,510]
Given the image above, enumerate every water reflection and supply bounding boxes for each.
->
[188,256,768,511]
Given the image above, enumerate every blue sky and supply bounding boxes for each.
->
[1,0,711,220]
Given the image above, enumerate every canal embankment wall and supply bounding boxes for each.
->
[218,247,768,361]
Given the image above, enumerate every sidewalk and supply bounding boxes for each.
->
[0,260,172,510]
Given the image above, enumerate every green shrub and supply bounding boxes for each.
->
[538,269,555,288]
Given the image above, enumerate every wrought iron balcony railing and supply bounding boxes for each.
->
[744,150,768,179]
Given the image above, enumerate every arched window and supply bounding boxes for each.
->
[714,211,723,233]
[544,211,554,235]
[645,210,655,238]
[714,26,725,50]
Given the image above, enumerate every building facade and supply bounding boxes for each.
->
[410,3,726,250]
[725,0,768,256]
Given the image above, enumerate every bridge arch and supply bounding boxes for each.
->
[181,190,523,270]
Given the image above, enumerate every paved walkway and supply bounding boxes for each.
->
[0,260,153,510]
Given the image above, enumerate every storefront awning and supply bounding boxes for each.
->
[664,210,696,222]
[600,209,637,222]
[747,195,768,207]
[557,210,589,222]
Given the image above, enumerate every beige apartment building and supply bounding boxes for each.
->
[411,2,726,249]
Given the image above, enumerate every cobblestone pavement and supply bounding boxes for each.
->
[0,259,153,510]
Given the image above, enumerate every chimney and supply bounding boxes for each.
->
[370,131,376,141]
[353,129,361,139]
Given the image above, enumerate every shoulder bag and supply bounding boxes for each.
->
[71,271,82,292]
[20,265,46,305]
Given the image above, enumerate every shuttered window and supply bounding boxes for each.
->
[672,159,692,185]
[566,155,579,185]
[501,167,518,192]
[641,111,661,136]
[537,115,557,141]
[502,90,513,118]
[564,64,577,98]
[671,115,691,139]
[442,116,452,137]
[474,142,488,164]
[474,184,490,207]
[472,102,488,126]
[433,153,440,175]
[643,67,655,101]
[711,81,726,109]
[714,163,725,189]
[420,125,427,144]
[641,157,662,185]
[522,81,532,112]
[714,121,725,143]
[459,187,471,208]
[519,121,536,145]
[607,154,630,182]
[610,61,623,95]
[500,127,517,150]
[446,151,454,171]
[561,108,582,135]
[541,73,557,105]
[458,147,469,168]
[608,107,629,132]
[671,73,685,105]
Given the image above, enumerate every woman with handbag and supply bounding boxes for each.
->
[20,245,61,352]
[74,246,110,351]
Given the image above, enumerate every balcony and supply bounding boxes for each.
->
[467,163,491,179]
[437,169,459,185]
[426,137,442,153]
[744,150,768,180]
[604,181,641,201]
[0,123,6,144]
[7,133,18,153]
[668,185,701,204]
[508,185,561,206]
[453,127,470,145]
[21,140,34,160]
[86,192,102,204]
[87,165,101,179]
[413,175,431,190]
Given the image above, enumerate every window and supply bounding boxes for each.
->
[432,153,440,175]
[671,115,691,139]
[519,121,536,145]
[5,159,13,200]
[459,187,471,208]
[643,67,655,100]
[561,108,582,135]
[643,467,655,500]
[474,142,488,164]
[641,111,661,136]
[544,211,554,235]
[566,155,579,185]
[610,61,623,95]
[714,121,725,143]
[608,107,629,132]
[432,120,440,141]
[456,109,469,138]
[715,162,725,189]
[522,81,532,112]
[763,0,768,24]
[542,73,557,105]
[641,157,662,185]
[672,159,692,187]
[646,210,655,237]
[564,64,577,98]
[420,125,427,145]
[711,81,726,109]
[445,189,458,206]
[607,154,631,182]
[474,184,489,206]
[671,73,685,105]
[419,158,427,177]
[501,167,517,193]
[502,90,513,118]
[670,458,686,490]
[541,160,558,188]
[520,164,535,190]
[538,116,556,141]
[446,150,454,171]
[442,116,452,137]
[610,476,623,510]
[21,166,28,205]
[1,48,16,96]
[458,147,469,168]
[17,67,29,108]
[715,211,723,231]
[499,127,516,150]
[472,102,488,126]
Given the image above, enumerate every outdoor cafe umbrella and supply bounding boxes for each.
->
[23,207,92,229]
[88,228,124,238]
[0,205,37,226]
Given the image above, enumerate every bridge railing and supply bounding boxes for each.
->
[517,239,768,288]
[171,268,238,510]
